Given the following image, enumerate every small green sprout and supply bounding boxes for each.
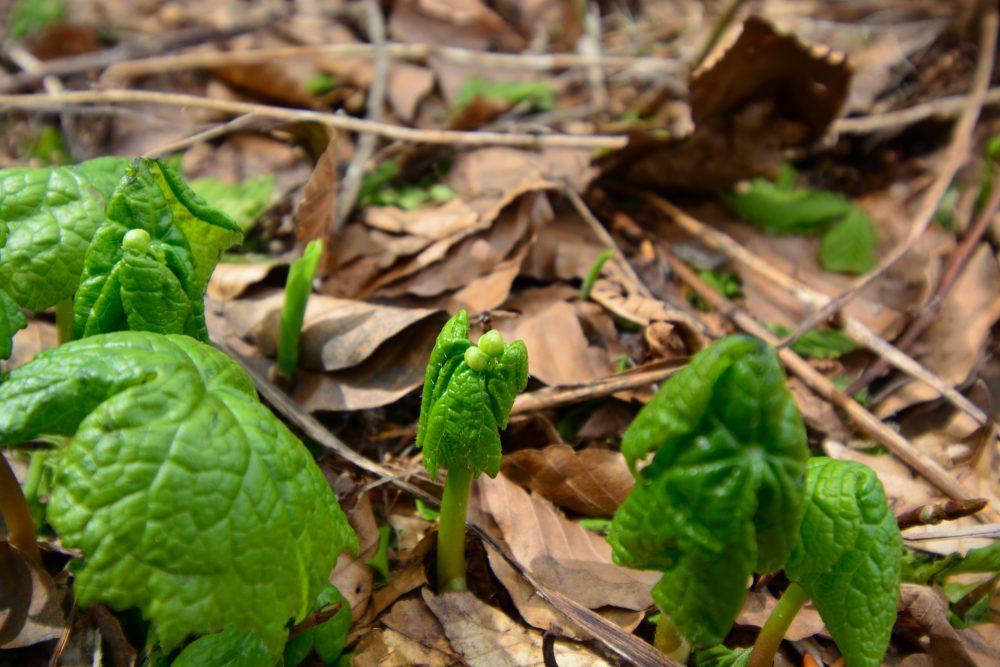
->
[417,310,528,592]
[277,239,323,380]
[580,249,614,300]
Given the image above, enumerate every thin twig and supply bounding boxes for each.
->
[580,3,609,112]
[780,6,998,348]
[644,192,990,427]
[0,3,290,92]
[99,43,682,86]
[563,188,653,298]
[664,252,997,519]
[512,361,683,414]
[0,89,629,150]
[848,171,1000,395]
[897,498,988,531]
[142,113,261,158]
[902,523,1000,541]
[832,87,1000,135]
[334,0,388,232]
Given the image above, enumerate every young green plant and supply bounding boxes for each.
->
[0,331,359,657]
[416,310,528,592]
[277,239,323,380]
[608,335,809,660]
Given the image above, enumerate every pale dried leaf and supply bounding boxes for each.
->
[501,444,633,517]
[352,627,456,667]
[207,260,280,302]
[475,473,659,611]
[387,64,436,123]
[296,138,341,246]
[423,589,613,667]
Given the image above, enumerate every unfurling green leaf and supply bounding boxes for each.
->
[0,332,358,655]
[72,159,243,341]
[819,207,878,275]
[608,335,809,647]
[172,626,272,667]
[0,157,130,312]
[785,457,902,667]
[189,174,275,233]
[0,288,27,360]
[416,310,529,479]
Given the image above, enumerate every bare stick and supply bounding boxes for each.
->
[664,253,997,518]
[142,113,261,158]
[780,6,998,348]
[848,171,1000,394]
[644,192,990,427]
[99,43,681,86]
[334,0,388,232]
[897,498,988,531]
[832,87,1000,135]
[0,89,629,150]
[0,3,290,92]
[512,362,683,414]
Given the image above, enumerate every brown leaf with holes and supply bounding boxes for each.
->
[501,444,633,517]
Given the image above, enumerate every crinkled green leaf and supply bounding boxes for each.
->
[278,239,323,377]
[284,584,351,667]
[0,157,130,312]
[608,335,808,648]
[416,310,528,479]
[0,332,358,655]
[0,287,27,360]
[189,174,274,233]
[172,626,273,667]
[72,159,243,341]
[819,207,878,275]
[786,457,901,667]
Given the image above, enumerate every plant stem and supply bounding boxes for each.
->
[22,450,49,531]
[0,452,41,563]
[55,298,73,344]
[653,615,690,663]
[436,465,474,593]
[748,582,809,667]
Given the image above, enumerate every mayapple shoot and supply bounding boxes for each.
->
[416,311,528,592]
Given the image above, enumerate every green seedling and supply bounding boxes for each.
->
[454,75,556,112]
[580,249,614,300]
[686,266,743,311]
[724,164,877,275]
[767,324,860,360]
[608,335,809,660]
[416,311,528,592]
[8,0,65,39]
[0,157,242,353]
[0,331,359,657]
[277,239,323,380]
[747,457,901,667]
[359,159,455,210]
[608,335,903,666]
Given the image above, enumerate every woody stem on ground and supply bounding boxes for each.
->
[748,582,810,667]
[55,298,73,344]
[436,465,474,593]
[0,453,41,563]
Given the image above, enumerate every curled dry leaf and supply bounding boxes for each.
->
[295,137,341,252]
[207,259,280,302]
[351,627,455,667]
[501,444,633,517]
[380,597,459,660]
[423,589,613,667]
[474,473,659,611]
[0,542,65,649]
[589,277,710,352]
[898,584,977,667]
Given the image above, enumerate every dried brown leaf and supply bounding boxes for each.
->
[898,584,977,667]
[423,589,613,666]
[501,444,633,517]
[295,137,341,247]
[474,473,659,611]
[0,543,65,649]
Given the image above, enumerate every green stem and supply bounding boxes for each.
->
[22,450,49,531]
[0,452,41,564]
[653,615,690,663]
[437,466,474,593]
[55,298,73,344]
[748,582,809,667]
[580,249,614,300]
